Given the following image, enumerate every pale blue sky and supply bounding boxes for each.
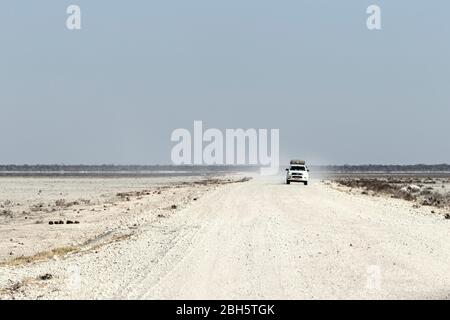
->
[1,1,449,165]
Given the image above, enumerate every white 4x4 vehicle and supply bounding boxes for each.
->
[286,160,309,185]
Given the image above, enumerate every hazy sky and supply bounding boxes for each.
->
[1,1,449,165]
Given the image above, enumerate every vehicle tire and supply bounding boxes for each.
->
[286,180,290,185]
[304,181,308,186]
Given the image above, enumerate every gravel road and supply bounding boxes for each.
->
[1,176,449,299]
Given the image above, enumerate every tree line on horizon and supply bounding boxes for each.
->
[0,164,450,172]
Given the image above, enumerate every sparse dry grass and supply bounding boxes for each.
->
[334,177,450,209]
[1,232,132,268]
[0,246,79,267]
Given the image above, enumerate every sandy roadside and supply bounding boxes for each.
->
[1,175,449,299]
[0,175,248,266]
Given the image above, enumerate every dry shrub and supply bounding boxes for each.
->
[336,178,396,194]
[30,203,45,212]
[54,199,81,208]
[0,209,13,218]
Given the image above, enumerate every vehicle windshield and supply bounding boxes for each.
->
[290,166,306,171]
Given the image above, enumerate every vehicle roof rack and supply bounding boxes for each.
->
[290,160,305,165]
